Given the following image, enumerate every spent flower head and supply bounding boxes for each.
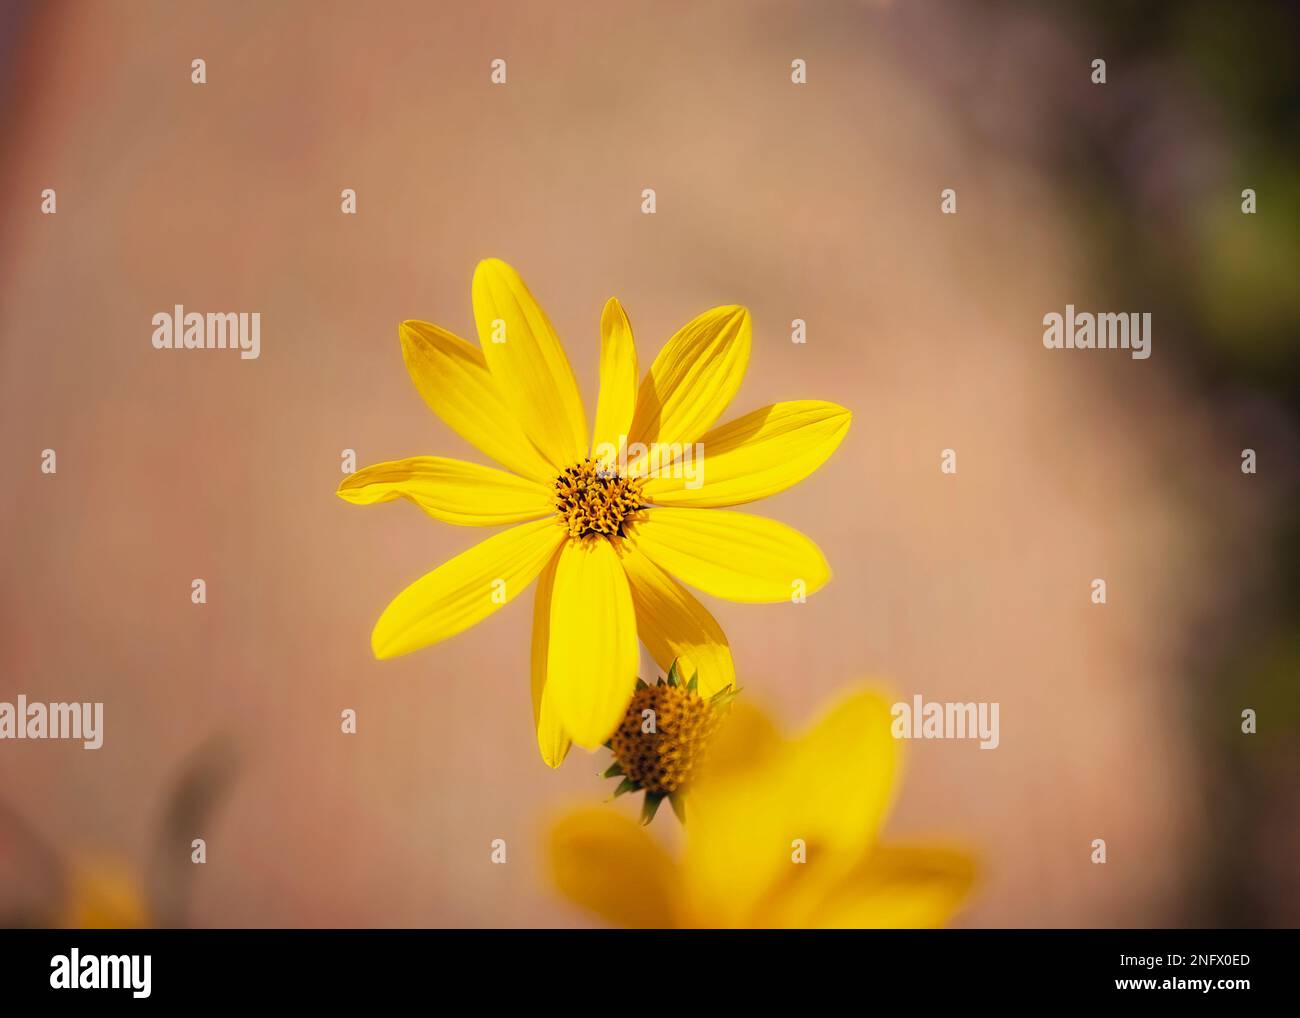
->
[602,660,739,824]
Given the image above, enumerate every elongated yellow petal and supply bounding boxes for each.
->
[472,259,587,469]
[698,700,782,781]
[678,702,797,926]
[58,862,151,929]
[673,705,787,919]
[546,538,639,748]
[778,689,899,855]
[337,456,554,526]
[642,401,851,508]
[627,306,751,460]
[684,690,900,928]
[681,744,792,927]
[530,549,571,768]
[399,320,555,484]
[740,689,902,927]
[371,518,564,659]
[549,807,679,928]
[629,508,829,603]
[618,544,735,697]
[591,298,638,463]
[808,845,977,928]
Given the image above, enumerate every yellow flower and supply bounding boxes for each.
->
[339,259,851,766]
[548,689,976,928]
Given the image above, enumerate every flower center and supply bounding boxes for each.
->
[554,458,644,539]
[610,682,721,796]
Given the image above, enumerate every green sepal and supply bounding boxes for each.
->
[635,677,649,691]
[668,792,688,824]
[709,685,741,713]
[687,670,699,693]
[666,659,682,687]
[602,762,624,779]
[613,778,637,798]
[640,792,666,824]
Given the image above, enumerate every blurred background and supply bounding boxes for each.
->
[0,0,1296,927]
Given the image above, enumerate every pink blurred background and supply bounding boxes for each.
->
[1,0,1295,926]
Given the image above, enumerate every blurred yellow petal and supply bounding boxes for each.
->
[399,320,555,484]
[698,700,782,781]
[809,845,978,928]
[674,703,789,926]
[685,691,900,928]
[591,297,639,462]
[642,401,851,508]
[549,807,679,928]
[682,755,791,927]
[57,862,150,929]
[780,689,899,852]
[371,518,564,659]
[337,456,553,526]
[630,508,830,603]
[619,544,735,696]
[747,689,902,924]
[472,259,587,469]
[627,306,751,457]
[530,550,571,768]
[680,704,794,928]
[546,538,639,748]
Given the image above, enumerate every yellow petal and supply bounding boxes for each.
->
[629,508,830,603]
[472,259,588,469]
[57,861,150,929]
[618,544,735,697]
[399,320,555,484]
[699,700,783,782]
[683,690,899,928]
[371,518,564,659]
[530,549,571,768]
[743,689,902,926]
[546,537,639,748]
[681,749,792,927]
[548,807,679,928]
[641,401,851,508]
[627,306,751,460]
[337,456,554,526]
[808,845,978,928]
[591,298,638,463]
[778,689,900,856]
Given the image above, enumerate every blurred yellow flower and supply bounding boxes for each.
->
[340,259,851,765]
[549,689,976,928]
[55,860,150,929]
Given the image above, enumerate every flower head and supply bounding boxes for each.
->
[339,259,851,765]
[549,689,977,928]
[603,660,739,824]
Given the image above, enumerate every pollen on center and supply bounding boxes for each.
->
[554,458,644,539]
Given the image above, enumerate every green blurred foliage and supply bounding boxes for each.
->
[1054,0,1299,924]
